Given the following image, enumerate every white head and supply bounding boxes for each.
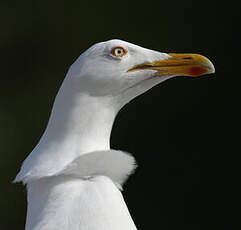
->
[66,39,214,105]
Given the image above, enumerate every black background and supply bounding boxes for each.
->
[0,0,241,229]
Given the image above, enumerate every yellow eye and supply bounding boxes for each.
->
[111,46,127,58]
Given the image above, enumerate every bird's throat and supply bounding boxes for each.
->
[45,81,119,155]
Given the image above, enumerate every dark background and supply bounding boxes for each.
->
[0,0,241,229]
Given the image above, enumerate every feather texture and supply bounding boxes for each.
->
[15,150,137,188]
[26,175,137,230]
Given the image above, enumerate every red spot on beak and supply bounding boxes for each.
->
[189,66,207,77]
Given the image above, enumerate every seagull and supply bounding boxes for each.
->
[14,39,215,230]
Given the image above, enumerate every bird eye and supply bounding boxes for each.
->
[111,46,127,58]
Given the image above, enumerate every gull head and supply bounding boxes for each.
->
[14,39,215,184]
[66,39,215,104]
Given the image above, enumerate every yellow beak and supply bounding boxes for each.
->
[128,53,215,77]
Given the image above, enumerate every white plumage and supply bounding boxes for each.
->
[15,39,214,230]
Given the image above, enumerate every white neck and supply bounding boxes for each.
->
[15,77,121,182]
[44,79,118,153]
[16,77,137,230]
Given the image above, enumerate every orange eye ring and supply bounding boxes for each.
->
[111,46,127,58]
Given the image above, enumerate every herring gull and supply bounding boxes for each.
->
[14,39,215,230]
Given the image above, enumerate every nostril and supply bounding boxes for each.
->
[182,57,192,60]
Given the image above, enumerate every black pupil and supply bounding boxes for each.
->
[117,49,122,54]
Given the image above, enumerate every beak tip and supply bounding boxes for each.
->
[205,59,215,75]
[190,56,215,77]
[210,64,215,74]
